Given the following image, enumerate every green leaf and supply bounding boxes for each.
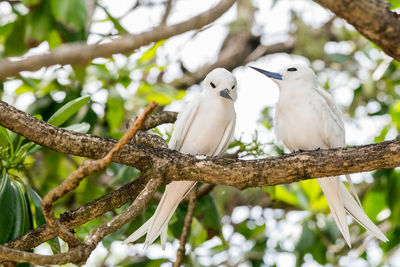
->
[300,179,321,201]
[15,83,36,95]
[374,125,389,143]
[106,92,125,132]
[189,218,207,246]
[295,221,316,254]
[25,1,54,45]
[139,40,165,63]
[72,65,87,84]
[136,82,186,106]
[47,30,63,49]
[0,126,11,148]
[266,185,299,206]
[47,95,90,126]
[50,0,88,31]
[100,4,128,34]
[22,0,42,8]
[11,180,31,238]
[64,122,91,133]
[194,195,221,235]
[309,236,327,264]
[0,171,16,244]
[327,53,350,64]
[25,186,46,227]
[4,17,27,57]
[362,190,386,221]
[388,0,400,9]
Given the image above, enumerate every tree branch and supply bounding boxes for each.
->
[313,0,400,61]
[1,100,400,189]
[0,0,235,80]
[126,111,177,130]
[174,187,197,267]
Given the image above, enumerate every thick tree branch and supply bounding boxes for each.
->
[0,0,235,80]
[314,0,400,61]
[1,100,400,189]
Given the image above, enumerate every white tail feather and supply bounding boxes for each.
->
[124,218,152,244]
[317,177,351,247]
[345,174,362,207]
[125,181,196,249]
[317,176,388,246]
[339,182,388,242]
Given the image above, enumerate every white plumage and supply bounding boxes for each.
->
[124,68,237,248]
[251,64,387,246]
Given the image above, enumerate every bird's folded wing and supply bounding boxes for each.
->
[213,113,236,156]
[314,87,345,148]
[168,98,201,151]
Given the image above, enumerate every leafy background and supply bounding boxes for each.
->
[0,0,400,266]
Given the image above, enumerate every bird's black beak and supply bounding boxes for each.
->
[220,88,233,100]
[249,66,282,80]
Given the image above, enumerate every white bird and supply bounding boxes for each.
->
[250,64,388,246]
[124,68,237,249]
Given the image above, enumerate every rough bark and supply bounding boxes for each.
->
[314,0,400,61]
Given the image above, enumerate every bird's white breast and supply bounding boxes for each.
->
[180,97,234,155]
[275,88,328,151]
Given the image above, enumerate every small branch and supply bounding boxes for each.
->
[0,0,235,80]
[86,178,162,245]
[174,187,197,267]
[313,0,400,62]
[160,0,174,25]
[126,111,177,130]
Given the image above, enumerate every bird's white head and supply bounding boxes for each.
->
[202,68,237,102]
[250,64,317,90]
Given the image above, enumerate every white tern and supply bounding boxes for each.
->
[124,68,237,249]
[250,64,388,246]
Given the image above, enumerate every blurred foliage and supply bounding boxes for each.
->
[0,0,399,266]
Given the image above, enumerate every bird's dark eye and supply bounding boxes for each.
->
[210,82,216,88]
[287,67,297,72]
[231,85,235,90]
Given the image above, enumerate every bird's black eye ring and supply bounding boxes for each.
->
[210,82,216,88]
[287,67,297,72]
[231,85,235,90]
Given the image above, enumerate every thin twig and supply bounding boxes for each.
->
[174,186,197,267]
[87,178,162,245]
[160,0,174,25]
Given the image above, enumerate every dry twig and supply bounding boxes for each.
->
[174,186,197,267]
